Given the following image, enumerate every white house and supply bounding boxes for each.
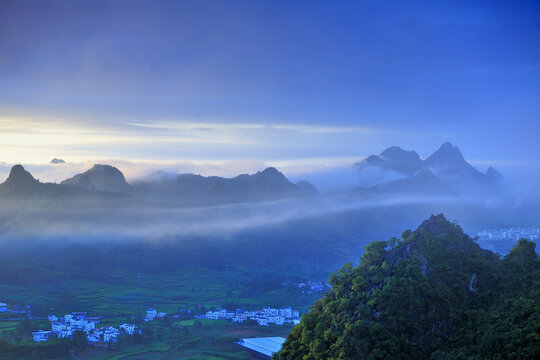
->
[292,310,300,319]
[59,327,74,338]
[257,318,269,326]
[83,320,95,332]
[232,315,246,323]
[69,317,85,330]
[145,308,157,321]
[48,314,58,322]
[51,322,65,333]
[0,303,8,312]
[103,327,119,342]
[226,311,235,319]
[119,323,137,335]
[87,330,102,342]
[279,307,292,318]
[32,330,52,342]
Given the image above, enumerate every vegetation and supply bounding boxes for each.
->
[277,214,540,359]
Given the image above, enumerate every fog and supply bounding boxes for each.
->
[1,191,537,246]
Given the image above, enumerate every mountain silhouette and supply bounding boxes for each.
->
[50,158,66,164]
[61,164,131,193]
[354,142,503,196]
[133,167,316,205]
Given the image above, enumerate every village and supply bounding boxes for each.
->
[31,312,141,343]
[9,297,300,344]
[31,306,175,343]
[197,306,301,326]
[476,227,540,253]
[477,227,540,242]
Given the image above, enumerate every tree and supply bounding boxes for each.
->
[71,330,87,351]
[16,318,33,335]
[506,238,538,263]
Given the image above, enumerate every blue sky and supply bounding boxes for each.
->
[0,0,538,176]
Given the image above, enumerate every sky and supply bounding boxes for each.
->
[0,0,539,182]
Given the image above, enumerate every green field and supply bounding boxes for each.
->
[1,266,323,317]
[0,265,325,359]
[0,321,18,338]
[75,319,293,360]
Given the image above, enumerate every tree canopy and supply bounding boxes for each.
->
[276,214,540,359]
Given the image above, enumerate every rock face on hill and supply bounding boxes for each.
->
[277,214,540,360]
[354,142,504,196]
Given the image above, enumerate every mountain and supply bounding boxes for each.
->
[50,158,65,164]
[0,165,100,204]
[486,166,504,183]
[61,164,131,193]
[356,146,423,174]
[0,164,41,196]
[424,142,488,187]
[0,164,316,208]
[295,180,320,196]
[354,142,504,196]
[0,165,133,202]
[424,141,467,168]
[277,214,540,359]
[354,168,455,197]
[133,167,316,205]
[144,170,178,182]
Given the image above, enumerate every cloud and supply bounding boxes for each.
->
[0,116,393,179]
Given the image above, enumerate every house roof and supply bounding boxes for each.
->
[236,337,286,357]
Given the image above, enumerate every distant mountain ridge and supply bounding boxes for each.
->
[0,143,501,205]
[354,142,503,196]
[133,167,318,205]
[0,164,318,207]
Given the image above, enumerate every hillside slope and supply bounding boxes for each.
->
[277,214,540,359]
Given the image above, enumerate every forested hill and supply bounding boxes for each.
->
[277,214,540,360]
